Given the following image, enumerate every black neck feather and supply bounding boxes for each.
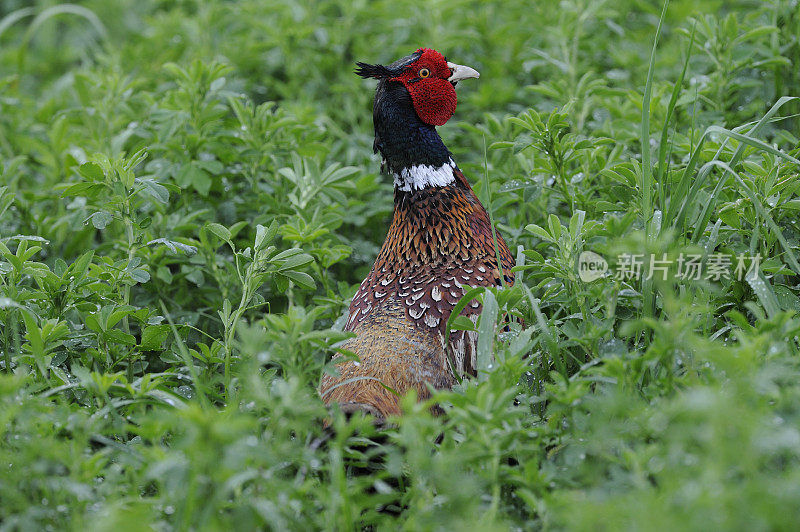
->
[371,81,452,175]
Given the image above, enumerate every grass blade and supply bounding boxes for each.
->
[159,300,210,408]
[692,160,800,276]
[747,271,781,319]
[476,290,499,379]
[0,7,35,41]
[656,21,696,214]
[668,97,799,230]
[640,0,670,328]
[641,0,670,236]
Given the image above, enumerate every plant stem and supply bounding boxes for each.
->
[223,289,249,397]
[123,199,137,382]
[482,136,507,289]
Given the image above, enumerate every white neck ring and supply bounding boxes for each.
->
[393,158,456,192]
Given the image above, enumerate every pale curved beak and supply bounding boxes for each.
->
[447,61,480,83]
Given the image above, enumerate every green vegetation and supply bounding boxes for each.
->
[1,0,799,529]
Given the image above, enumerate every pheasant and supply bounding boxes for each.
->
[319,48,515,420]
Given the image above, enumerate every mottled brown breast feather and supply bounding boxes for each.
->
[320,168,514,419]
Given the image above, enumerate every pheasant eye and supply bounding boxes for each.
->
[418,68,430,78]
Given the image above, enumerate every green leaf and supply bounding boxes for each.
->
[205,223,232,243]
[59,182,106,198]
[255,224,268,250]
[476,291,499,377]
[140,325,171,350]
[0,297,22,309]
[489,141,515,150]
[90,211,113,229]
[196,159,224,175]
[69,251,94,280]
[773,285,800,312]
[79,161,105,181]
[446,287,486,344]
[137,178,170,204]
[104,329,137,346]
[277,253,314,271]
[449,315,476,331]
[147,238,198,255]
[525,223,554,242]
[282,270,315,290]
[21,311,44,356]
[84,313,102,333]
[108,306,135,328]
[548,214,562,241]
[273,273,290,293]
[177,164,212,196]
[129,268,150,284]
[746,271,780,319]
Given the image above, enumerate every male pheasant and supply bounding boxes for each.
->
[319,48,515,420]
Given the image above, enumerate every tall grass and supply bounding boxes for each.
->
[0,0,799,529]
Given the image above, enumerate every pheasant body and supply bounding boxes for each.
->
[319,48,514,419]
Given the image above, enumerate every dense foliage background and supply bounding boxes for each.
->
[1,0,799,529]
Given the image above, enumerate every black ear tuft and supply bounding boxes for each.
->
[355,51,423,80]
[355,62,395,79]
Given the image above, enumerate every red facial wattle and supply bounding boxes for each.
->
[391,48,458,126]
[406,77,457,126]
